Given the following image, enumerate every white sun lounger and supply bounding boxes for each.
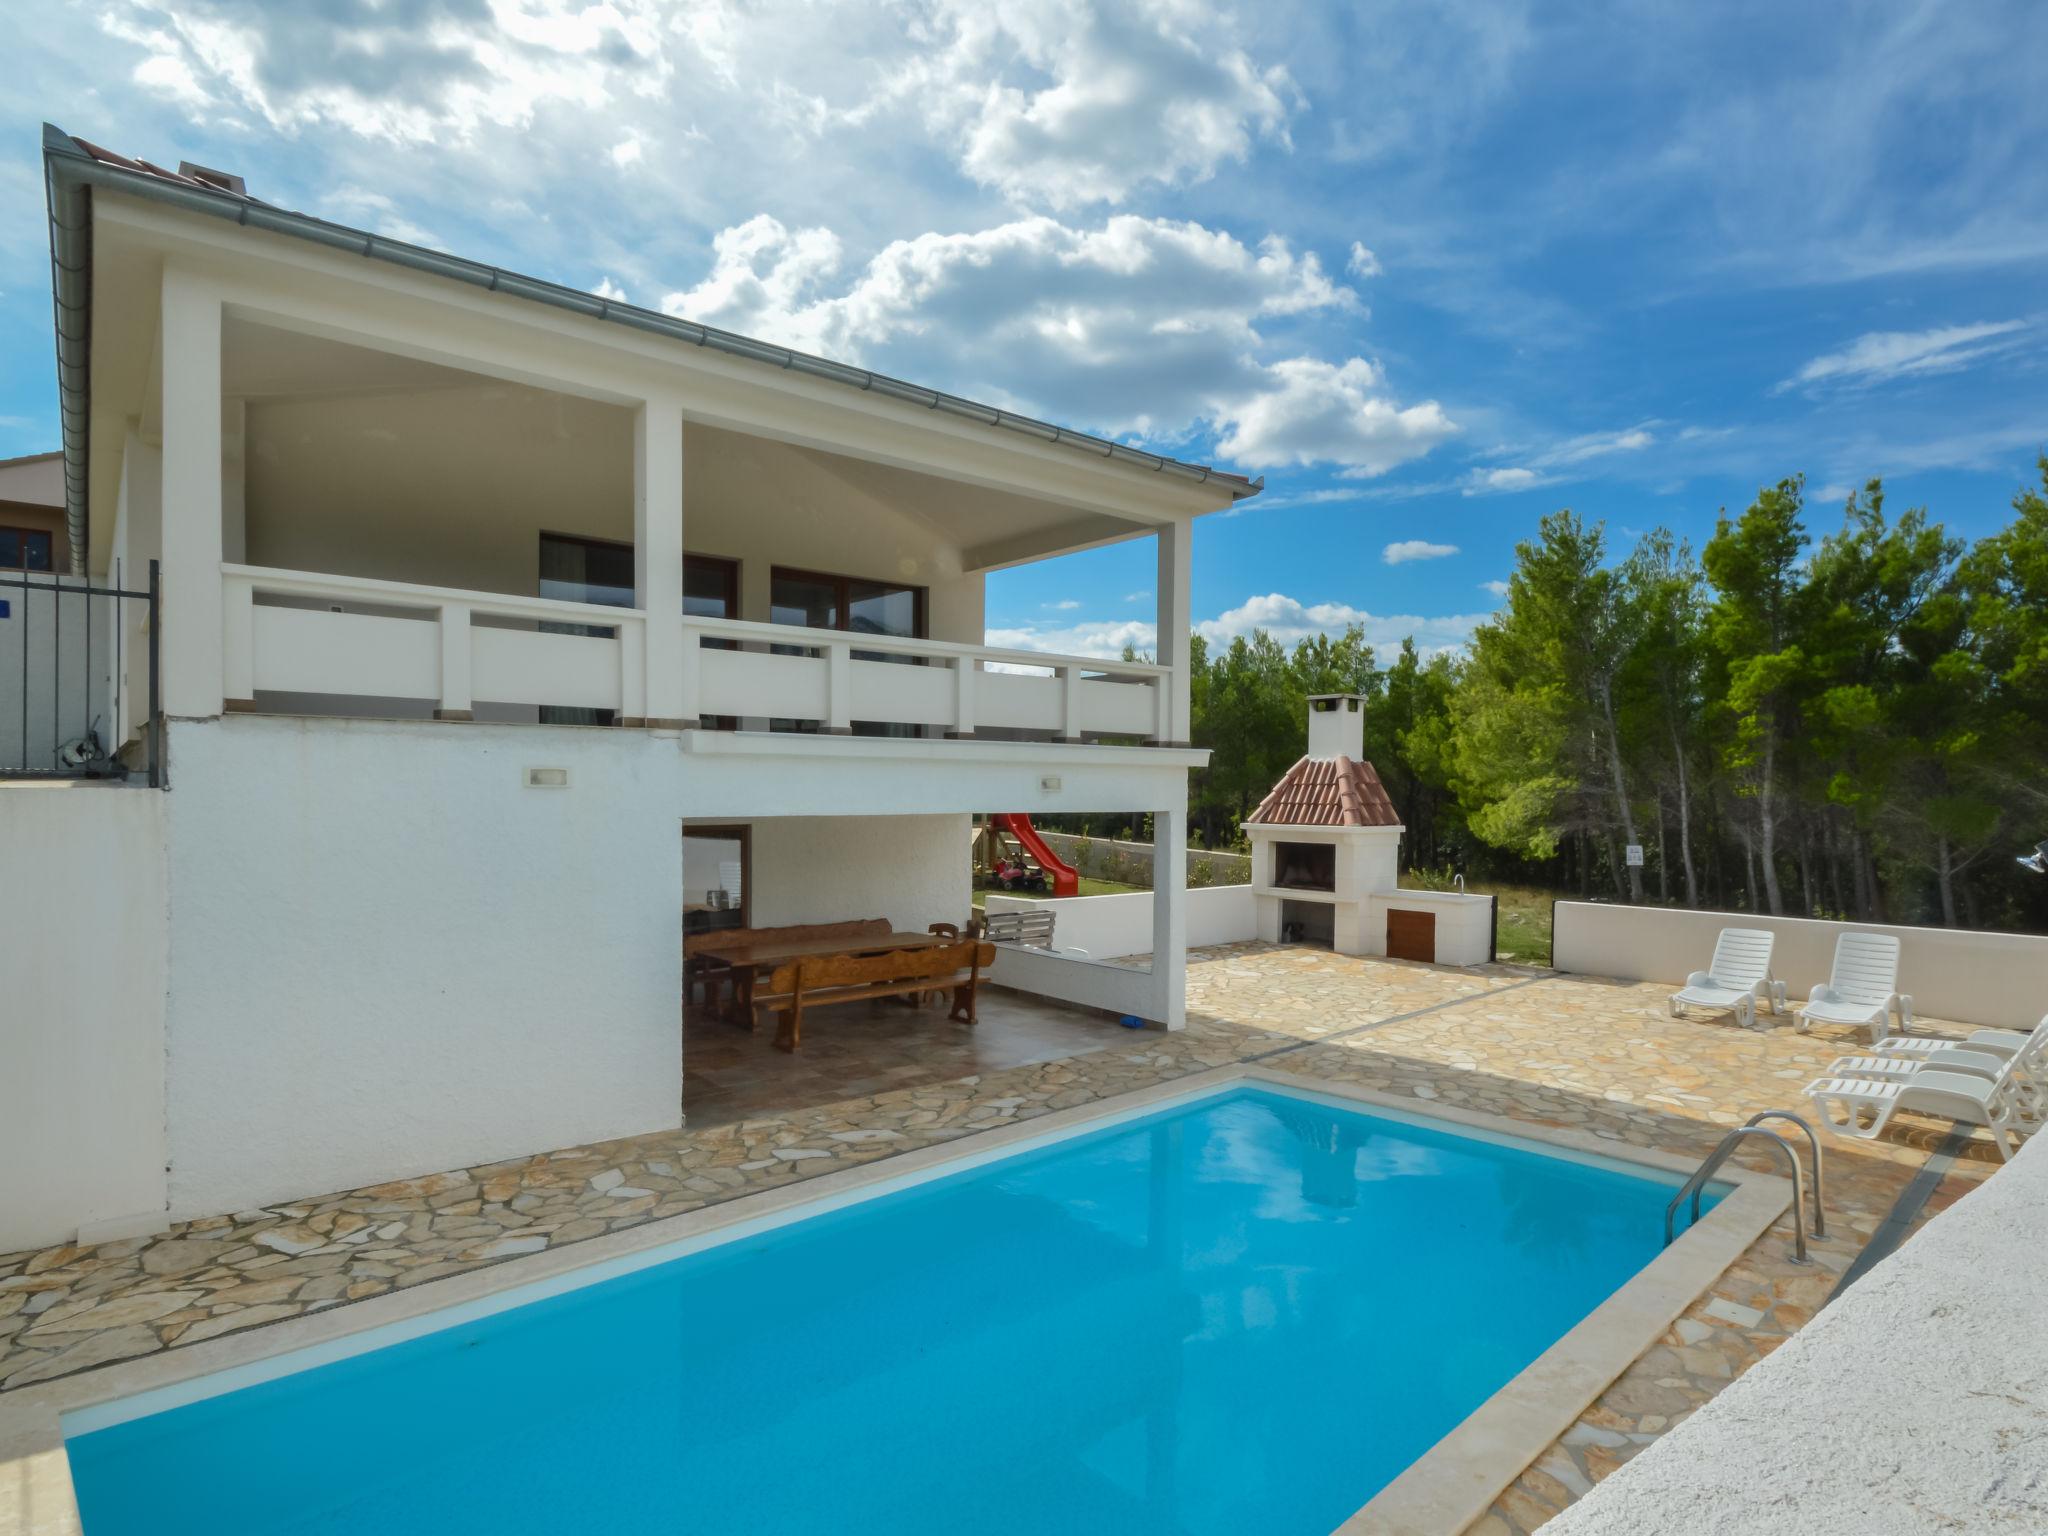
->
[1794,931,1908,1040]
[1669,928,1782,1029]
[1857,1015,2048,1107]
[1805,1067,2034,1161]
[1872,1017,2044,1066]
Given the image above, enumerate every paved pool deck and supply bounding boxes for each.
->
[0,945,2008,1534]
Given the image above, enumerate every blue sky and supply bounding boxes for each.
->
[3,1,2044,658]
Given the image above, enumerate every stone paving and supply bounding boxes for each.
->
[0,945,2010,1532]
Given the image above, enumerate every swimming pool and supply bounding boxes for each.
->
[57,1079,1744,1536]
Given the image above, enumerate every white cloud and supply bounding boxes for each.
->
[1382,539,1459,564]
[591,276,628,303]
[1123,589,1151,602]
[664,212,1453,475]
[1464,466,1545,495]
[102,0,670,144]
[1777,321,2030,393]
[1458,422,1657,497]
[873,0,1297,209]
[1479,578,1510,597]
[1197,592,1489,658]
[1218,357,1457,474]
[318,188,443,250]
[1542,425,1654,464]
[986,618,1158,660]
[1045,599,1081,610]
[1346,241,1383,278]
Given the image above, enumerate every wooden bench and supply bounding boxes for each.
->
[762,940,997,1052]
[981,907,1057,949]
[685,917,893,1015]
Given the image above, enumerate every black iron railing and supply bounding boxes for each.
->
[0,559,159,786]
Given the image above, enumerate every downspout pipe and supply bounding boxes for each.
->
[42,124,1261,576]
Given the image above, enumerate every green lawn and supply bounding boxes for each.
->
[1486,885,1557,965]
[1403,872,1558,964]
[973,876,1150,905]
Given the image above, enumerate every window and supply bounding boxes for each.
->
[684,554,740,731]
[538,533,633,726]
[0,527,55,572]
[769,566,928,735]
[536,535,741,727]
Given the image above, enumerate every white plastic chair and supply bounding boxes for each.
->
[1669,928,1782,1029]
[1795,931,1909,1040]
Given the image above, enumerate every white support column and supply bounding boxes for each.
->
[634,399,688,727]
[159,269,224,719]
[1155,521,1193,745]
[221,573,254,711]
[825,641,853,733]
[1150,806,1188,1030]
[1059,665,1086,743]
[948,655,977,739]
[435,603,473,721]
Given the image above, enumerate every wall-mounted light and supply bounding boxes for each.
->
[526,767,569,789]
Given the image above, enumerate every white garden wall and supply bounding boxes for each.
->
[984,884,1255,959]
[0,785,167,1252]
[985,944,1158,1021]
[161,715,685,1217]
[1552,902,2048,1030]
[745,813,972,934]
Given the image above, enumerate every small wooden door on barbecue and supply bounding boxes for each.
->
[1385,908,1436,963]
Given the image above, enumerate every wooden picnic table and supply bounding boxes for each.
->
[696,930,950,1023]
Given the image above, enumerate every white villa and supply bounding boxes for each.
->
[2,125,1254,1253]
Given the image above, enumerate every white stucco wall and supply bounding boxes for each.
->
[242,395,986,646]
[1553,902,2048,1030]
[160,715,685,1217]
[1367,890,1495,966]
[0,785,168,1251]
[983,885,1255,959]
[1543,1134,2048,1535]
[746,813,972,933]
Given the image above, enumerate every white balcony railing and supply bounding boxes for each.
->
[681,615,1167,739]
[220,565,1170,740]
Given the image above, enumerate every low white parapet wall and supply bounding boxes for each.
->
[985,943,1161,1023]
[0,783,168,1252]
[1552,902,2048,1030]
[984,885,1257,960]
[1543,1133,2048,1535]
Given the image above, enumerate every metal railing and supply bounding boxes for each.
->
[1666,1111,1825,1264]
[0,559,159,787]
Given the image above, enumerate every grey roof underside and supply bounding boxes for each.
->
[41,123,1261,574]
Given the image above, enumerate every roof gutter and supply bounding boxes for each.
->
[44,126,94,573]
[42,124,1261,574]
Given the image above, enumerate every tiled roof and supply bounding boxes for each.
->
[1246,755,1403,828]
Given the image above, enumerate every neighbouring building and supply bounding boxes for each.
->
[0,124,1258,1252]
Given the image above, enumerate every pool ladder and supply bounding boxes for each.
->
[1664,1110,1825,1264]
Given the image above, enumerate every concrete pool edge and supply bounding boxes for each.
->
[0,1067,1791,1536]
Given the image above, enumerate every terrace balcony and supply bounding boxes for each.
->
[219,564,1175,744]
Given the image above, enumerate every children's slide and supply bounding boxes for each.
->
[991,814,1080,898]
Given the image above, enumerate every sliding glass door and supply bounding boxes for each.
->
[769,566,927,735]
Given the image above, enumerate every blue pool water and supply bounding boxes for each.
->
[69,1088,1702,1536]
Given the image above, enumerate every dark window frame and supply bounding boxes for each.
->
[0,524,56,572]
[768,564,928,641]
[683,822,751,933]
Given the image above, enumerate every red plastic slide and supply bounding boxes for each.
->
[991,814,1080,898]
